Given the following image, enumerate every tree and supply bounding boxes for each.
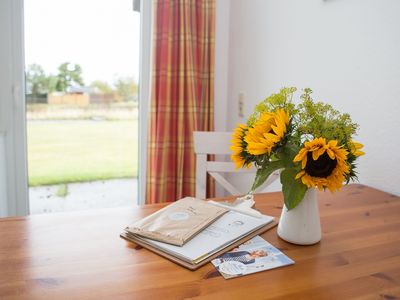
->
[55,62,84,92]
[90,80,113,94]
[26,64,56,95]
[114,77,138,102]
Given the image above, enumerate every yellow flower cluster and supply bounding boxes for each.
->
[349,140,365,157]
[245,109,289,155]
[230,124,251,169]
[293,138,349,192]
[229,87,365,207]
[230,109,289,168]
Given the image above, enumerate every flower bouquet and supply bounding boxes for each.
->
[230,88,364,244]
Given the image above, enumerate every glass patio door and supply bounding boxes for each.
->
[0,0,151,217]
[24,0,142,214]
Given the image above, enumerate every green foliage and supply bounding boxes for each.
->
[251,160,284,192]
[280,168,307,210]
[247,87,297,126]
[114,77,138,102]
[295,89,359,145]
[55,62,84,92]
[26,62,85,95]
[343,146,360,183]
[90,80,113,94]
[26,64,57,96]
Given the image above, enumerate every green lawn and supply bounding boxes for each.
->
[27,120,138,186]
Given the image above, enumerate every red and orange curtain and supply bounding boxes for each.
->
[146,0,215,204]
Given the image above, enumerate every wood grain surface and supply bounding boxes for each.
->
[0,184,399,300]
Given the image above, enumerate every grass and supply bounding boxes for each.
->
[27,120,138,186]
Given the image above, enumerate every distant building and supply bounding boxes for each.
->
[46,86,115,106]
[47,92,90,106]
[67,86,93,94]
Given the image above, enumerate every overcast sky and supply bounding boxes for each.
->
[24,0,140,85]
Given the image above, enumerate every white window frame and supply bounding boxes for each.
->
[0,0,29,217]
[138,0,152,205]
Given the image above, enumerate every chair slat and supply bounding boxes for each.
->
[208,172,241,196]
[193,131,279,198]
[193,131,233,155]
[206,161,255,173]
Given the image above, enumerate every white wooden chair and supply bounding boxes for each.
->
[193,131,280,199]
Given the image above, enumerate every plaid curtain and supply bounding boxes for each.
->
[146,0,215,204]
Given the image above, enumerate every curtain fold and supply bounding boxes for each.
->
[146,0,215,204]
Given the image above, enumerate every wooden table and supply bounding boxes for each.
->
[0,184,399,299]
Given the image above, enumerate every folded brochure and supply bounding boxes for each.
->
[124,210,274,265]
[125,197,228,246]
[212,236,294,279]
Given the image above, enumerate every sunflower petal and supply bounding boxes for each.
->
[293,149,306,162]
[326,148,335,160]
[295,171,305,180]
[301,156,307,169]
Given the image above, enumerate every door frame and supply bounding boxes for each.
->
[0,0,29,217]
[138,0,152,205]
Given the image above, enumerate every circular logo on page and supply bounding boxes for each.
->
[218,261,247,275]
[168,211,190,221]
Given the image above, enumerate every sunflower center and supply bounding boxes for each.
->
[305,152,337,178]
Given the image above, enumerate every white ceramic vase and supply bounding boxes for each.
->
[277,188,321,245]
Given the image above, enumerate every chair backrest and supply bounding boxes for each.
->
[193,131,279,199]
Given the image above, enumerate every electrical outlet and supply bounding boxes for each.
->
[238,92,245,118]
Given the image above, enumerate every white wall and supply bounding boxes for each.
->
[222,0,400,195]
[213,0,231,196]
[214,0,230,133]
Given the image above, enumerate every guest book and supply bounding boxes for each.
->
[121,200,277,270]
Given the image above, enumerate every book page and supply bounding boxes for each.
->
[138,211,274,263]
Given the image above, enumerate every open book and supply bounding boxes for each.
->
[121,206,276,270]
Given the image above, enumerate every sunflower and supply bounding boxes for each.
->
[349,140,365,157]
[230,124,251,169]
[245,109,289,155]
[293,138,350,192]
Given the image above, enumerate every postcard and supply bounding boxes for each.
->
[211,236,294,279]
